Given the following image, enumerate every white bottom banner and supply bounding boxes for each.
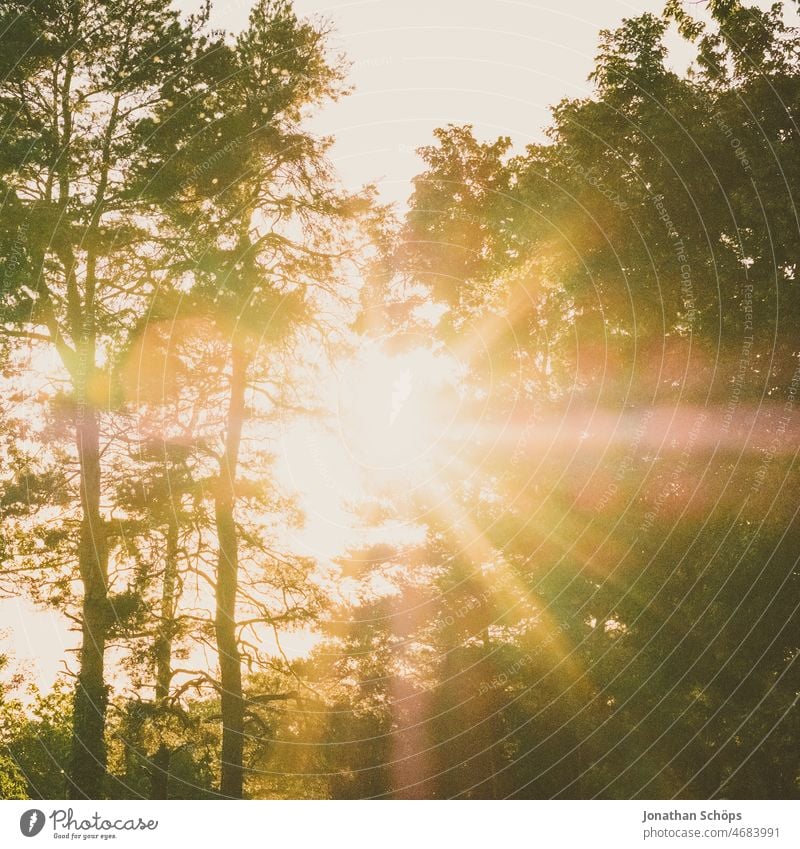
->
[1,800,798,848]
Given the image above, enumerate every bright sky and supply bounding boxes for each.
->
[211,0,674,206]
[5,0,792,693]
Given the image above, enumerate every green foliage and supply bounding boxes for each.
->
[382,0,800,799]
[1,681,72,799]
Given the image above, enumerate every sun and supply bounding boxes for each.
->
[336,340,462,474]
[272,337,466,562]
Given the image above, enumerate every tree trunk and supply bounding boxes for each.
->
[215,347,248,798]
[67,408,109,799]
[149,746,171,800]
[150,516,179,800]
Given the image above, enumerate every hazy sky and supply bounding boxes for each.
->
[203,0,677,206]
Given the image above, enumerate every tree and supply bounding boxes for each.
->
[0,0,213,797]
[391,0,800,797]
[129,0,376,795]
